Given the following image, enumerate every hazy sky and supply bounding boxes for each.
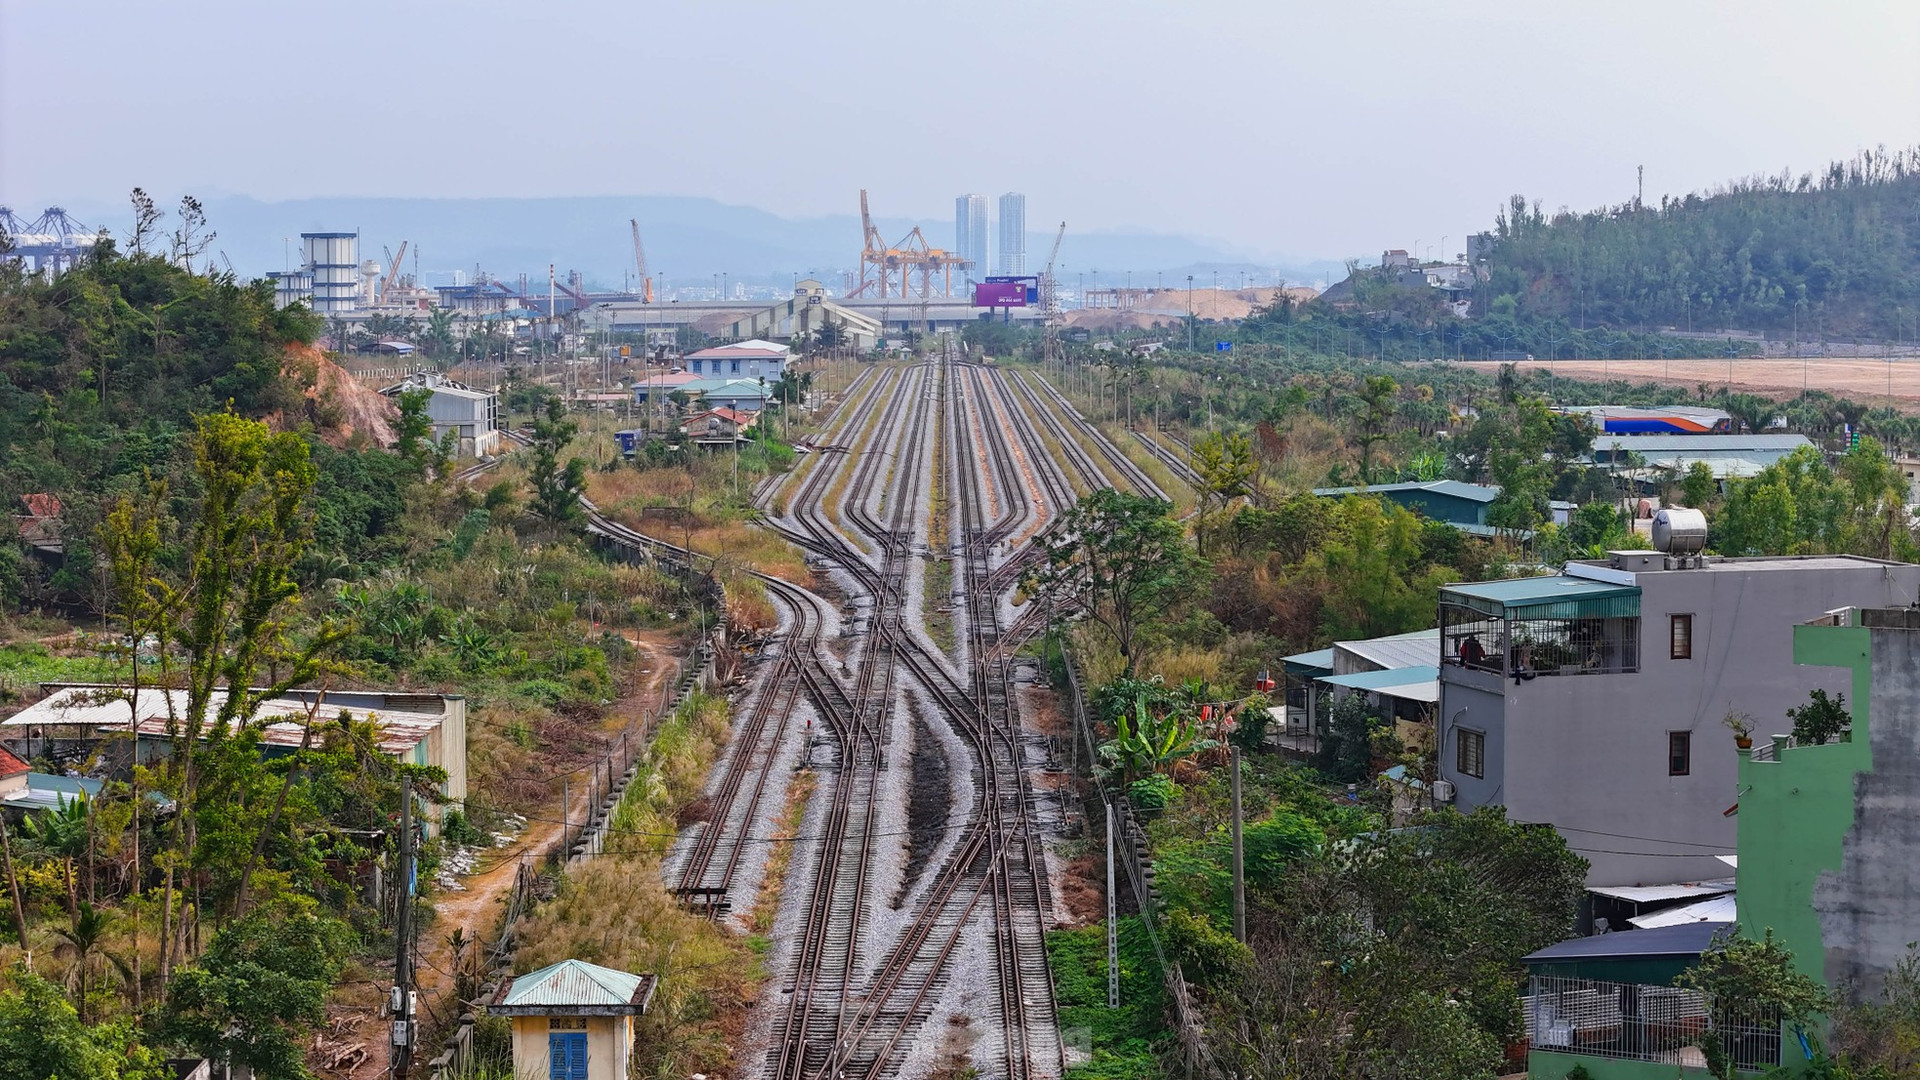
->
[4,0,1916,264]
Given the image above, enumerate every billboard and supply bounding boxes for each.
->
[973,280,1031,308]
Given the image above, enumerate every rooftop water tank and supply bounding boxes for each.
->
[1651,507,1708,555]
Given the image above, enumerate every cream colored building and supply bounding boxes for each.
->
[492,959,655,1080]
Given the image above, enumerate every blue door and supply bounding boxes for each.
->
[549,1032,587,1079]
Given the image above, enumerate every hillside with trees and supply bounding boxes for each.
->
[1479,146,1920,341]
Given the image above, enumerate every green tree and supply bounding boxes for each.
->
[528,397,588,524]
[392,387,435,468]
[98,413,346,976]
[1676,929,1831,1080]
[1191,430,1256,554]
[1350,374,1399,483]
[1030,489,1206,675]
[160,904,353,1080]
[0,966,163,1080]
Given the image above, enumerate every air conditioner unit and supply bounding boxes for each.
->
[1432,779,1457,804]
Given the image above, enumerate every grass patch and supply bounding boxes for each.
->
[750,765,816,934]
[1049,918,1169,1080]
[514,689,752,1078]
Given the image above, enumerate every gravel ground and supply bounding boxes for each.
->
[731,360,1089,1080]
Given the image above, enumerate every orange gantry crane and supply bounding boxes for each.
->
[848,189,969,299]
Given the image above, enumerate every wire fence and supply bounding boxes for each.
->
[1526,974,1781,1073]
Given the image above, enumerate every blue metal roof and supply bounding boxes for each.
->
[1282,648,1335,676]
[1524,921,1730,965]
[1319,665,1440,694]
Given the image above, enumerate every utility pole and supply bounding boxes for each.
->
[1229,745,1246,943]
[390,775,415,1079]
[1106,801,1120,1009]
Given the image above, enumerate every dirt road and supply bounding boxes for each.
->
[318,628,687,1079]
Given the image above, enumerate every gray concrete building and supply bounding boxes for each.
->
[379,372,501,457]
[1436,551,1920,887]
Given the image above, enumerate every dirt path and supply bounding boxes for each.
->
[319,629,688,1079]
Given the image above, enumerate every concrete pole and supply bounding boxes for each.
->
[1230,745,1246,943]
[1106,801,1120,1009]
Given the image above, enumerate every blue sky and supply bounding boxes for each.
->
[3,0,1916,264]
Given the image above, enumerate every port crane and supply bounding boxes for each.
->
[630,219,653,303]
[380,240,408,304]
[1040,221,1067,362]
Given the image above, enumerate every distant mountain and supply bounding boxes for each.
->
[42,193,1338,292]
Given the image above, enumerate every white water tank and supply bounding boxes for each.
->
[1652,507,1709,555]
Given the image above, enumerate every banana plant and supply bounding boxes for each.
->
[1098,692,1208,785]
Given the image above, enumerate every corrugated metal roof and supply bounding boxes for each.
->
[1320,665,1440,702]
[1629,894,1737,929]
[1312,479,1501,503]
[3,685,446,754]
[1589,880,1734,904]
[1524,921,1730,965]
[500,959,650,1009]
[1590,433,1811,452]
[1282,648,1335,676]
[1336,628,1440,671]
[1442,576,1641,620]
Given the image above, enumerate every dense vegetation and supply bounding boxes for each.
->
[0,205,732,1077]
[1482,146,1920,341]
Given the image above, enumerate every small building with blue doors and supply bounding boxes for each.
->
[493,958,656,1080]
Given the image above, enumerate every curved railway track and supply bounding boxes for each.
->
[572,345,1157,1080]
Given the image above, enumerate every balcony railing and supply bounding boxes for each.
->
[1441,605,1640,678]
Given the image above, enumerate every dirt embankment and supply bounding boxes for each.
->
[282,343,399,447]
[1469,356,1920,407]
[1063,285,1318,332]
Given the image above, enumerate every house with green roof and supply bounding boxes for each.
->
[491,959,656,1080]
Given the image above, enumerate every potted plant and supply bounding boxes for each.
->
[1722,709,1755,750]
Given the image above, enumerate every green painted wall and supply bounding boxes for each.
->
[1530,1048,1711,1080]
[1738,622,1873,988]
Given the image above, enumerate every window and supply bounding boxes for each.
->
[1670,614,1693,660]
[730,359,740,374]
[1457,728,1485,779]
[1669,731,1691,776]
[549,1032,587,1079]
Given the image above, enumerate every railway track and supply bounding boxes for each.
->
[577,345,1158,1080]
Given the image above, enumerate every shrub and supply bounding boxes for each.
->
[1128,774,1179,812]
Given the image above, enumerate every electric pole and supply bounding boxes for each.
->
[1106,801,1120,1009]
[391,775,416,1079]
[1230,745,1246,943]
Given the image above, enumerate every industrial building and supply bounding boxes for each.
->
[1435,542,1920,887]
[682,339,791,380]
[268,231,364,315]
[955,195,988,282]
[1588,432,1814,482]
[997,192,1027,275]
[379,372,502,457]
[1,684,469,833]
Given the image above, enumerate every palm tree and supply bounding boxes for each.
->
[52,901,126,1022]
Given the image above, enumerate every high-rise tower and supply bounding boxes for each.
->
[996,192,1027,276]
[955,194,988,282]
